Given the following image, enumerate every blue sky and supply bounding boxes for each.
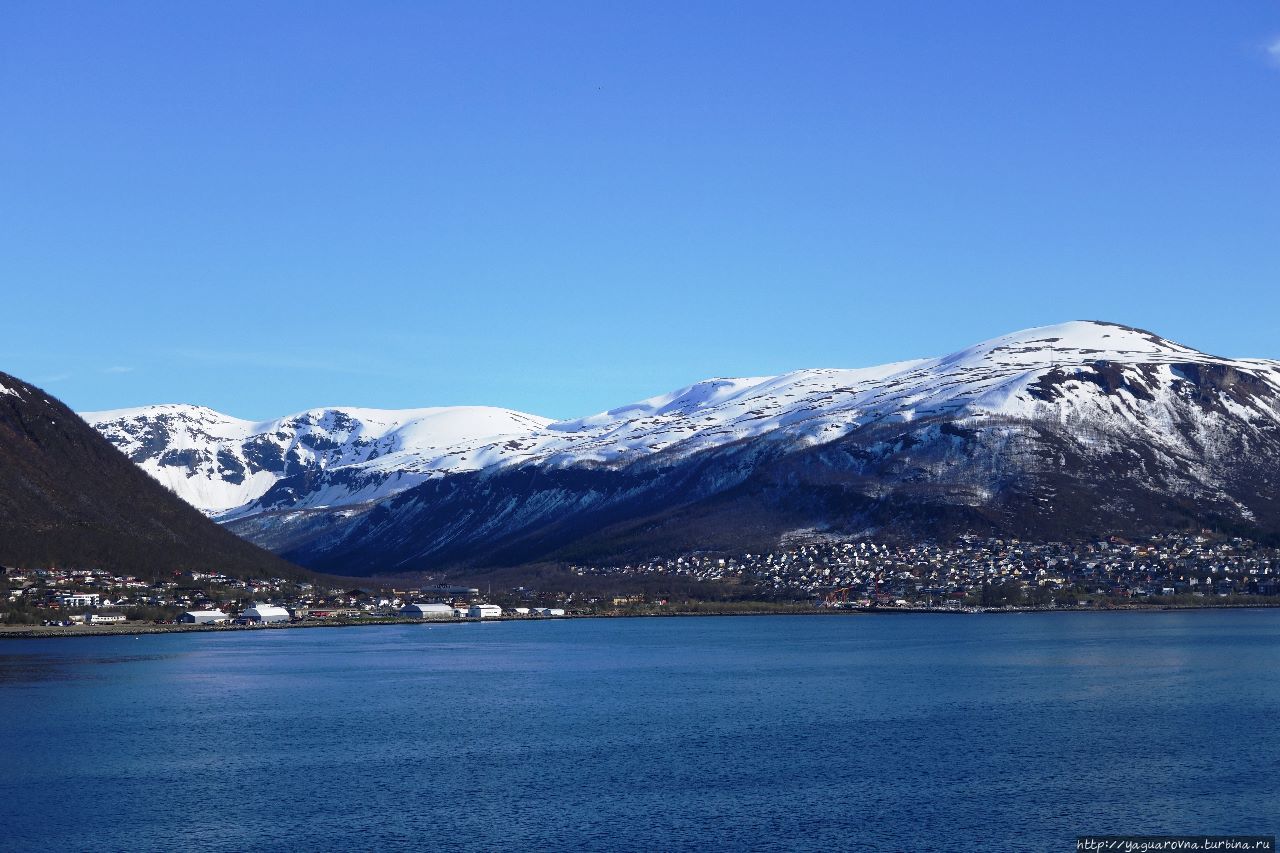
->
[3,2,1278,421]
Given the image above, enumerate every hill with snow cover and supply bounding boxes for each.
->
[85,322,1280,574]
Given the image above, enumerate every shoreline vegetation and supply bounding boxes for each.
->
[2,600,1277,639]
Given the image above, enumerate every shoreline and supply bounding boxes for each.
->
[2,601,1279,639]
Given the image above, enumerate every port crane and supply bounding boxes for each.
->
[821,587,853,607]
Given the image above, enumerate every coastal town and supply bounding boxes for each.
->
[3,532,1279,631]
[569,532,1280,609]
[0,569,554,629]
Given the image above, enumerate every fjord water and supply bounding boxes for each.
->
[2,613,1277,851]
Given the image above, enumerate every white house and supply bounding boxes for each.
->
[242,603,290,624]
[467,604,503,619]
[89,612,127,624]
[60,593,101,608]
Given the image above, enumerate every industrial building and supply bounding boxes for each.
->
[178,610,230,624]
[241,603,291,624]
[399,603,455,619]
[467,604,503,619]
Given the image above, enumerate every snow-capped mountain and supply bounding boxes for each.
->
[84,322,1280,574]
[84,405,552,518]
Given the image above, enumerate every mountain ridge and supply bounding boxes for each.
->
[83,321,1280,574]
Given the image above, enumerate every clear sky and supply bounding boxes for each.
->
[3,2,1278,421]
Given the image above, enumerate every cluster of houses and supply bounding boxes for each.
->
[3,567,314,615]
[0,559,583,626]
[11,531,1276,622]
[569,532,1280,607]
[0,565,569,627]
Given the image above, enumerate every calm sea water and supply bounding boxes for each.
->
[1,611,1277,852]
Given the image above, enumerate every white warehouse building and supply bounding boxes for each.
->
[467,604,503,619]
[242,603,291,624]
[399,603,456,619]
[179,610,230,625]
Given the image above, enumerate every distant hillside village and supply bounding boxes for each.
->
[4,532,1280,627]
[570,532,1280,609]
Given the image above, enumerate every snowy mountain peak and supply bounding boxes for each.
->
[938,321,1205,370]
[82,321,1280,528]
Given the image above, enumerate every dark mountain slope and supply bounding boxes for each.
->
[0,372,306,578]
